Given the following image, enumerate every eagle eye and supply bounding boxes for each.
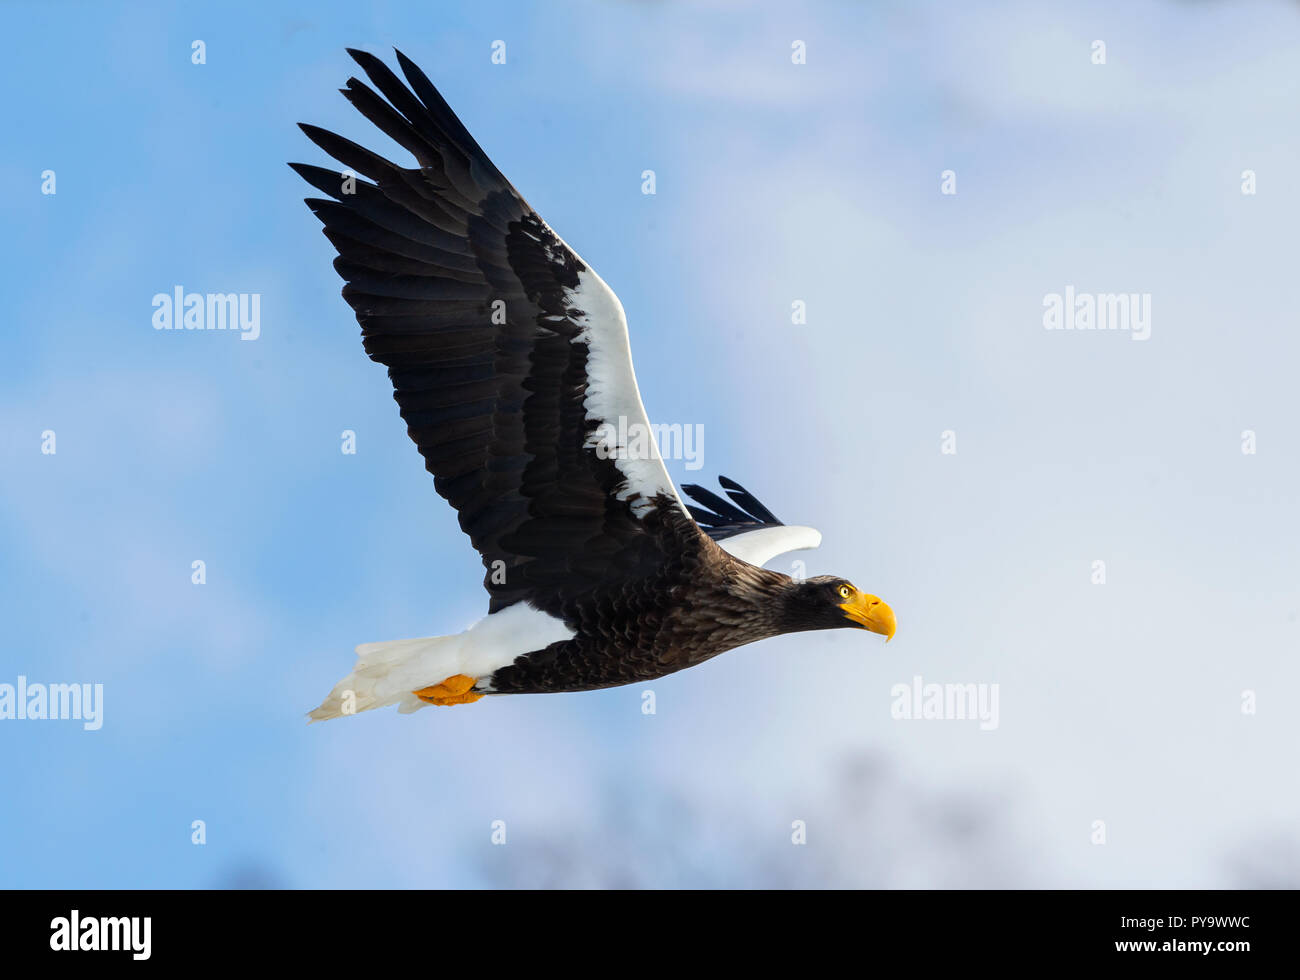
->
[838,584,853,599]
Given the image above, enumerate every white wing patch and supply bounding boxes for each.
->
[717,525,823,567]
[554,243,687,519]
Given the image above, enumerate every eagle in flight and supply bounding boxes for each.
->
[298,49,895,720]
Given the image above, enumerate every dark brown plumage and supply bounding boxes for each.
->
[490,508,866,694]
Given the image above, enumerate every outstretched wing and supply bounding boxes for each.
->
[682,477,822,567]
[293,49,693,613]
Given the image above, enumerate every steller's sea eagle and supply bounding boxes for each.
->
[298,49,895,720]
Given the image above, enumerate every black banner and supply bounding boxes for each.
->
[1,889,1279,966]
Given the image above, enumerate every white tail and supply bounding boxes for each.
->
[307,603,577,723]
[307,634,464,722]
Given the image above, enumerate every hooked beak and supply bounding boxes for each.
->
[840,593,896,641]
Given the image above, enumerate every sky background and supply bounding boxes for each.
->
[2,0,1299,888]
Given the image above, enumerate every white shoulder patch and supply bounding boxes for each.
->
[554,243,687,519]
[717,525,823,567]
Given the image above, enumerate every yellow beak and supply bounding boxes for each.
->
[840,593,896,641]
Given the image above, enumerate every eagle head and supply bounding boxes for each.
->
[780,575,896,640]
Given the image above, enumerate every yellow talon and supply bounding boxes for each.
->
[413,674,483,706]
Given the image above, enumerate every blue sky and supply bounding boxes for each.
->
[2,0,1299,888]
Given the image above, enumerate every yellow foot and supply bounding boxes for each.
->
[413,674,484,706]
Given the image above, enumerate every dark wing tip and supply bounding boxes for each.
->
[686,504,719,526]
[297,121,337,144]
[393,47,421,75]
[684,476,784,529]
[680,482,750,524]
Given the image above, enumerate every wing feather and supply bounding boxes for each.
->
[294,49,693,613]
[682,477,822,566]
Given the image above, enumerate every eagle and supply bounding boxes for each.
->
[299,49,895,720]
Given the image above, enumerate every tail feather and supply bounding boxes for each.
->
[307,633,464,723]
[308,603,575,722]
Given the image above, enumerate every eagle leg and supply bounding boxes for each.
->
[413,674,484,706]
